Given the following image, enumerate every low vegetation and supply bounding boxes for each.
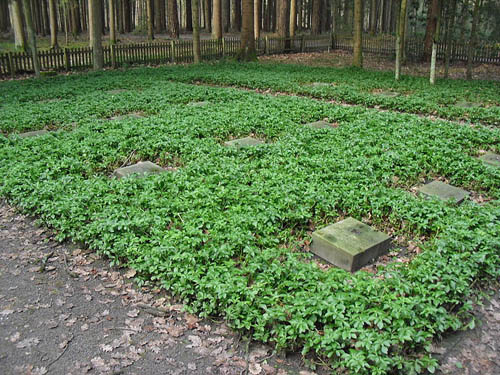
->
[1,67,499,374]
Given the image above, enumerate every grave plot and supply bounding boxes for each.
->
[307,82,332,87]
[479,152,500,168]
[455,100,479,108]
[112,161,166,179]
[417,180,469,204]
[304,120,337,129]
[311,217,392,272]
[372,90,401,98]
[224,136,265,149]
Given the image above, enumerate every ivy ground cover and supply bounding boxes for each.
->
[1,70,500,374]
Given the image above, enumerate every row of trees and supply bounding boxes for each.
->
[2,0,492,80]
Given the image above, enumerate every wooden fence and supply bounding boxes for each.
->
[0,34,498,77]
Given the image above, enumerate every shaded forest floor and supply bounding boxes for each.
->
[259,50,500,81]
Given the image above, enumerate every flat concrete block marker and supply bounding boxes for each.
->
[109,112,145,121]
[17,130,49,138]
[188,101,210,107]
[374,90,400,98]
[113,161,165,179]
[417,180,469,204]
[308,82,331,87]
[311,217,391,272]
[224,137,265,149]
[455,100,477,108]
[479,152,500,168]
[305,120,334,129]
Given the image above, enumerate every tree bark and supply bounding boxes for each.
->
[395,0,407,80]
[239,0,255,60]
[0,1,10,32]
[109,0,117,43]
[192,0,201,62]
[289,0,296,36]
[167,0,180,38]
[466,0,481,80]
[146,0,154,39]
[90,0,104,69]
[444,0,456,78]
[369,0,376,34]
[204,0,211,31]
[253,0,260,39]
[186,0,193,30]
[423,0,439,61]
[230,0,237,31]
[276,0,289,37]
[212,0,222,38]
[222,0,229,32]
[353,0,363,67]
[311,0,320,34]
[48,0,58,48]
[10,0,27,51]
[22,0,40,77]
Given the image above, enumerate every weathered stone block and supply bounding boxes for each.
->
[224,137,265,149]
[308,82,331,87]
[417,180,469,204]
[479,152,500,168]
[374,90,400,98]
[455,100,477,108]
[311,217,391,272]
[188,101,210,107]
[17,130,49,138]
[113,161,165,179]
[109,112,144,121]
[305,120,334,129]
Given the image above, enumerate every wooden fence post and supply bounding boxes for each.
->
[111,45,117,69]
[300,36,305,52]
[64,48,70,71]
[265,36,269,55]
[222,38,225,57]
[7,53,14,78]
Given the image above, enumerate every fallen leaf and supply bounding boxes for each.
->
[9,332,21,342]
[127,309,140,318]
[124,269,137,278]
[101,344,113,352]
[186,335,202,348]
[81,323,89,331]
[249,362,262,375]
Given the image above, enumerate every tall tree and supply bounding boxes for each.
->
[395,0,408,80]
[192,0,201,62]
[466,0,481,80]
[238,0,255,60]
[254,0,260,39]
[353,0,363,67]
[146,0,154,39]
[311,0,320,34]
[109,0,117,44]
[423,0,440,61]
[168,0,180,38]
[48,0,58,48]
[22,0,40,77]
[0,1,10,32]
[276,0,289,37]
[10,0,26,51]
[213,0,222,38]
[222,0,229,32]
[444,0,457,78]
[204,0,211,31]
[186,0,193,31]
[369,0,376,34]
[429,0,441,84]
[90,0,104,70]
[289,0,296,36]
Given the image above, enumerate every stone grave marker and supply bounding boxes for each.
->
[17,130,49,138]
[417,180,469,204]
[305,120,335,129]
[113,161,165,179]
[109,112,145,121]
[188,101,210,107]
[455,100,478,108]
[479,152,500,168]
[224,137,265,149]
[374,90,400,98]
[308,82,331,87]
[311,217,391,272]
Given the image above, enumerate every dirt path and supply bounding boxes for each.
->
[0,202,499,375]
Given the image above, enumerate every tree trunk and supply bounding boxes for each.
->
[0,1,10,32]
[239,0,255,60]
[22,0,40,77]
[459,0,469,43]
[212,0,222,38]
[395,0,407,80]
[48,0,58,48]
[192,0,201,62]
[10,0,27,51]
[204,0,211,31]
[353,0,363,67]
[222,0,229,32]
[466,0,481,80]
[423,0,439,61]
[276,0,289,38]
[253,0,260,38]
[369,0,376,34]
[311,0,320,34]
[90,0,104,69]
[146,0,154,39]
[168,0,180,38]
[186,0,193,30]
[109,0,117,43]
[444,0,456,78]
[230,0,237,31]
[289,0,296,36]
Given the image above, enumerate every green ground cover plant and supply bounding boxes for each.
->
[0,70,499,374]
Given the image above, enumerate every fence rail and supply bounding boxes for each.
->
[1,34,498,77]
